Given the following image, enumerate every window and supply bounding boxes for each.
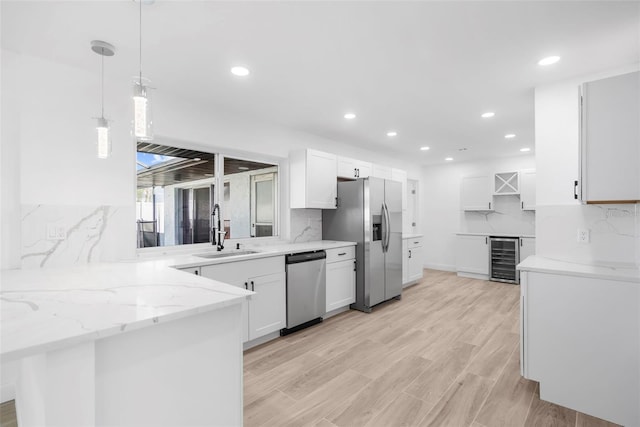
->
[136,142,278,248]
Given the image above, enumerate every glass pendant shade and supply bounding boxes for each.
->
[133,81,153,141]
[96,117,111,159]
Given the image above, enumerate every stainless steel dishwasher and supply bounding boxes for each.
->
[281,250,327,336]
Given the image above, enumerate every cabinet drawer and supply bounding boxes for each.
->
[407,237,423,249]
[325,246,356,263]
[200,255,284,283]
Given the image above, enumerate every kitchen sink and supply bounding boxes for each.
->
[194,250,259,259]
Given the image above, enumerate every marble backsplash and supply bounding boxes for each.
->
[289,209,322,243]
[462,195,535,236]
[21,204,135,269]
[536,204,639,267]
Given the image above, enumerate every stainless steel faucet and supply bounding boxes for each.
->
[211,204,226,251]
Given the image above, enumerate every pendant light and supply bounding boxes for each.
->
[91,40,116,159]
[133,0,153,141]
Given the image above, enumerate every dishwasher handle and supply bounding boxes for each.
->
[286,250,326,264]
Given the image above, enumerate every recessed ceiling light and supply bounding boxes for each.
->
[520,147,531,152]
[193,157,201,161]
[420,146,430,151]
[344,113,356,120]
[538,56,560,66]
[238,166,249,170]
[445,157,453,161]
[505,134,516,139]
[387,131,397,137]
[481,112,495,118]
[231,66,250,77]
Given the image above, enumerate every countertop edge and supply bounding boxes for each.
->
[517,256,640,283]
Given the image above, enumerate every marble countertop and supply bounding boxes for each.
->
[518,255,640,283]
[1,240,356,360]
[402,234,423,239]
[456,232,536,238]
[147,240,357,269]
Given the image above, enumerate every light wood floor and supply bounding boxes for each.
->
[244,269,619,427]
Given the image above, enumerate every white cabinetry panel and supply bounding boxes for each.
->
[290,149,337,209]
[455,235,489,275]
[461,175,493,211]
[580,71,640,203]
[326,259,356,312]
[520,169,536,210]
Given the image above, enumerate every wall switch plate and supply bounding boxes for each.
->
[577,228,590,243]
[46,224,67,240]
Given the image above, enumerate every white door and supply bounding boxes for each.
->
[251,172,276,237]
[520,170,536,210]
[248,272,286,340]
[326,259,356,312]
[519,237,536,263]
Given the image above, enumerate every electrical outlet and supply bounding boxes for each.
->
[577,228,590,244]
[46,224,67,241]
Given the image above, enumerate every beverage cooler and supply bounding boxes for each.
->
[489,237,519,284]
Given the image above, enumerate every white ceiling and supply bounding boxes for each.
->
[2,1,639,165]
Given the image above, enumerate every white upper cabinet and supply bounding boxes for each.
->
[520,169,536,210]
[494,171,520,195]
[337,156,371,179]
[371,164,393,180]
[290,149,337,209]
[461,175,493,211]
[580,71,640,203]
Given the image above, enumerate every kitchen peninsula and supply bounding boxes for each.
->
[1,261,251,427]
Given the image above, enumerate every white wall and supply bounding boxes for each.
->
[420,155,535,271]
[534,67,640,267]
[0,49,423,270]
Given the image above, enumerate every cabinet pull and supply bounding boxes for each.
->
[520,239,523,247]
[414,241,419,244]
[574,180,579,200]
[244,282,248,290]
[338,252,346,256]
[485,236,488,244]
[489,202,492,209]
[354,168,357,178]
[356,168,360,178]
[521,201,524,209]
[195,270,199,275]
[251,281,255,291]
[408,249,412,259]
[335,197,338,208]
[354,260,357,271]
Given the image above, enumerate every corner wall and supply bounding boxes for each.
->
[420,154,535,271]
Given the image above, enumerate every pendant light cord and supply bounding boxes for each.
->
[101,51,105,118]
[139,0,143,85]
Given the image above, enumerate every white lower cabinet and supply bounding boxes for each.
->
[200,256,285,343]
[325,247,356,312]
[519,237,535,263]
[403,236,424,286]
[455,234,489,276]
[520,271,639,426]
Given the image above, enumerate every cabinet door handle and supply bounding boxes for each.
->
[251,281,255,291]
[408,249,412,259]
[357,168,360,178]
[338,252,346,256]
[354,260,357,271]
[485,236,488,244]
[354,168,357,178]
[520,239,523,247]
[574,180,579,200]
[244,282,248,290]
[414,241,419,245]
[521,201,524,209]
[195,270,199,275]
[488,202,492,209]
[335,197,338,208]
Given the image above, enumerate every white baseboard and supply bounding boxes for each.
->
[457,272,489,281]
[423,263,456,272]
[243,331,281,351]
[323,306,350,319]
[1,383,15,403]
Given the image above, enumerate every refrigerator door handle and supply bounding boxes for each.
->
[382,202,391,253]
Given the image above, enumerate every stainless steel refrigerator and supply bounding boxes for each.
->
[322,177,402,312]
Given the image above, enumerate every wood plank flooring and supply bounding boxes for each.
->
[245,270,620,427]
[0,270,621,427]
